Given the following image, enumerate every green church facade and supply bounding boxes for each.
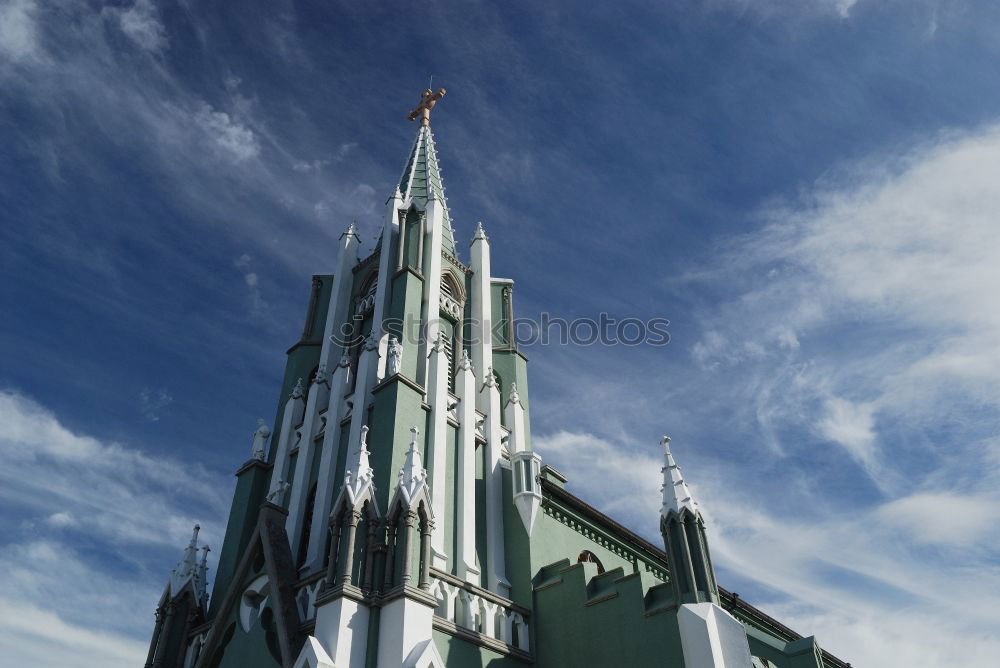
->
[145,94,849,668]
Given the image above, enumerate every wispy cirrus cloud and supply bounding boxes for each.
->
[0,390,228,667]
[0,389,229,548]
[531,121,1000,666]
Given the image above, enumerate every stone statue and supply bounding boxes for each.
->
[250,419,270,461]
[387,336,403,376]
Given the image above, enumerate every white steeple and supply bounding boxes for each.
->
[396,426,429,507]
[343,425,375,506]
[660,436,699,517]
[168,524,209,604]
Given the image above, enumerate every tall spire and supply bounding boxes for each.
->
[168,524,209,605]
[658,436,719,605]
[660,436,699,517]
[396,121,457,252]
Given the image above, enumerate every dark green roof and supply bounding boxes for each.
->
[396,126,457,253]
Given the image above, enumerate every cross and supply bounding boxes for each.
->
[408,87,446,127]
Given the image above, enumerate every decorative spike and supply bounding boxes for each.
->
[660,436,699,517]
[481,366,497,392]
[290,378,305,399]
[473,221,488,242]
[396,426,429,506]
[509,382,521,405]
[343,425,375,506]
[428,331,446,357]
[457,348,474,372]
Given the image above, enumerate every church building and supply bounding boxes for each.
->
[144,90,850,668]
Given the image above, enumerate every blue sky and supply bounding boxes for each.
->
[2,0,1000,665]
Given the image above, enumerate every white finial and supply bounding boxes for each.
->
[481,366,497,392]
[509,382,520,405]
[344,425,375,504]
[338,351,351,368]
[428,331,446,356]
[473,221,488,242]
[660,435,699,517]
[291,378,304,399]
[396,426,428,505]
[250,419,270,461]
[314,363,330,385]
[387,336,403,375]
[457,348,474,372]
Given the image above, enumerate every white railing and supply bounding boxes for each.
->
[428,573,530,653]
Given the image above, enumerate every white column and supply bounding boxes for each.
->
[677,603,754,668]
[469,223,508,595]
[469,223,492,410]
[421,193,450,570]
[343,190,402,478]
[291,224,360,571]
[286,367,332,553]
[455,353,480,583]
[504,384,526,455]
[313,596,370,668]
[426,334,450,570]
[376,596,436,668]
[318,224,361,369]
[303,355,353,571]
[482,371,509,596]
[269,382,306,497]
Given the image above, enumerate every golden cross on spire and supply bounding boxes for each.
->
[407,87,446,127]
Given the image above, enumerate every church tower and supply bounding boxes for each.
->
[147,89,846,668]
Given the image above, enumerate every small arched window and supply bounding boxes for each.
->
[439,271,464,322]
[577,550,605,574]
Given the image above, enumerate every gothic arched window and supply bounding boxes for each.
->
[439,271,465,392]
[577,550,605,574]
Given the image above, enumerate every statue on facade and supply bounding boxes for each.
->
[250,419,270,461]
[387,336,403,376]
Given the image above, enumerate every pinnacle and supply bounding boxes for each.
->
[659,435,700,517]
[396,125,457,253]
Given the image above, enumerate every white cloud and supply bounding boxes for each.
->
[138,386,173,421]
[0,392,228,667]
[663,122,1000,664]
[817,397,876,469]
[0,0,40,61]
[878,493,1000,546]
[535,430,661,519]
[0,389,229,548]
[232,254,268,315]
[692,124,1000,482]
[194,104,260,163]
[115,0,168,54]
[45,511,77,528]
